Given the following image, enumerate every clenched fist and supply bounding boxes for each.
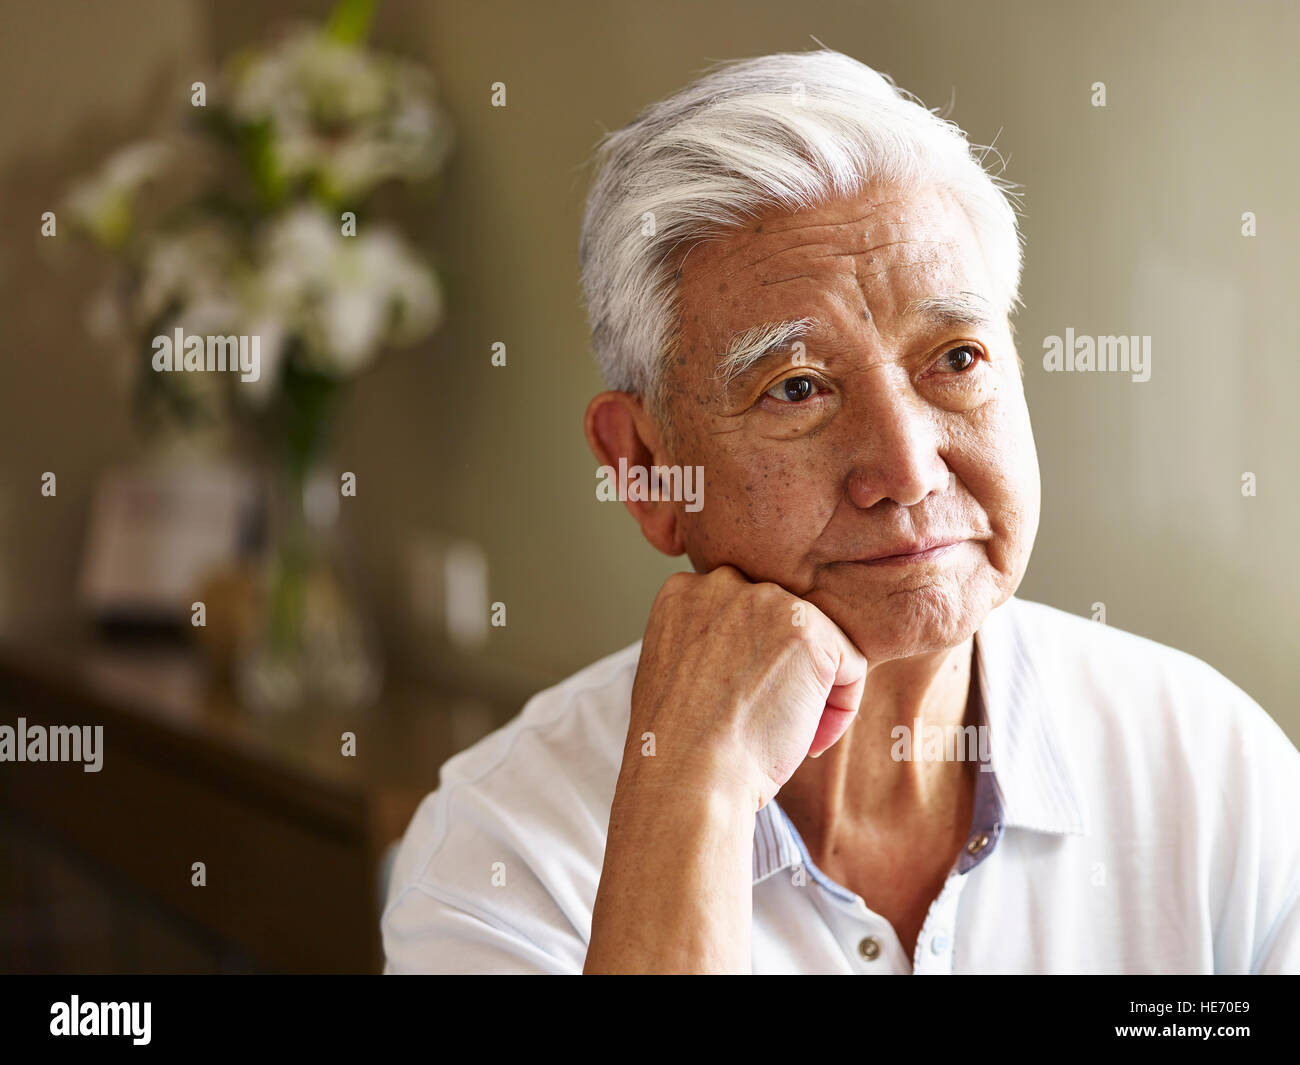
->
[627,565,869,813]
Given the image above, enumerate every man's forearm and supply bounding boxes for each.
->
[584,758,756,974]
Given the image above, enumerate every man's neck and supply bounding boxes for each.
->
[777,636,978,842]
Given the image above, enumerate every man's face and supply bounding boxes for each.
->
[661,183,1040,663]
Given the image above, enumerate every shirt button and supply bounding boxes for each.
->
[966,832,990,855]
[931,933,949,955]
[857,936,881,961]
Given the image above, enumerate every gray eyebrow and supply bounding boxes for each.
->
[711,294,994,390]
[712,316,817,389]
[904,292,995,329]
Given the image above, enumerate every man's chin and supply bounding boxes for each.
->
[808,582,986,665]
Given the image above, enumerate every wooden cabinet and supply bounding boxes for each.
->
[0,637,512,973]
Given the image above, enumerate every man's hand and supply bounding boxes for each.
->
[629,564,868,812]
[584,565,867,973]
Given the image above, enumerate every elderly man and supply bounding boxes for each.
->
[382,50,1300,974]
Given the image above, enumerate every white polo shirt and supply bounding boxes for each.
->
[381,595,1300,974]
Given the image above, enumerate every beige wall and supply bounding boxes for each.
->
[2,1,1296,738]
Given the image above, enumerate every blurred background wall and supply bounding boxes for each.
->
[1,0,1296,737]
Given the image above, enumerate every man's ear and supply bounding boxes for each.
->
[584,391,686,557]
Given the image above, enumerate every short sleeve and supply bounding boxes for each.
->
[382,882,580,975]
[1232,694,1300,975]
[377,717,613,975]
[1251,877,1300,975]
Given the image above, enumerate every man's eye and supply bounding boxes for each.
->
[764,375,821,403]
[935,345,982,373]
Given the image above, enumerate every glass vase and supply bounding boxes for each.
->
[235,459,382,714]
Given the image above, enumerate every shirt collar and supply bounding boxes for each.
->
[751,595,1088,885]
[975,595,1088,838]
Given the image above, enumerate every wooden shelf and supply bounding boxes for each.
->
[0,635,516,973]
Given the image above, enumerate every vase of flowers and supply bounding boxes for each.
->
[64,0,453,712]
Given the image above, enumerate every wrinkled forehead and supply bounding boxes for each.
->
[673,184,992,343]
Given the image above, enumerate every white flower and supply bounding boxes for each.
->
[254,204,442,377]
[231,30,388,126]
[172,294,243,337]
[134,223,239,330]
[65,141,172,246]
[238,314,289,407]
[226,27,452,200]
[353,228,443,347]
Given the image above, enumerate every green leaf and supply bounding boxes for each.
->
[241,119,287,209]
[324,0,376,44]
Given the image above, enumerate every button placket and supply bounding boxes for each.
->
[807,881,902,971]
[911,871,966,974]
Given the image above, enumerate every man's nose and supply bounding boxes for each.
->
[842,385,951,509]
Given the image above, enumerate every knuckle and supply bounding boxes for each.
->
[751,580,791,610]
[656,571,693,601]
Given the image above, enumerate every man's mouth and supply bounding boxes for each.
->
[849,538,966,565]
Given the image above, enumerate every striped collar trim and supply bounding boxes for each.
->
[751,596,1087,884]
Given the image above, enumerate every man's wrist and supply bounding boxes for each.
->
[613,738,762,821]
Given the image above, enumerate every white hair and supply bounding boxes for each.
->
[579,49,1024,410]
